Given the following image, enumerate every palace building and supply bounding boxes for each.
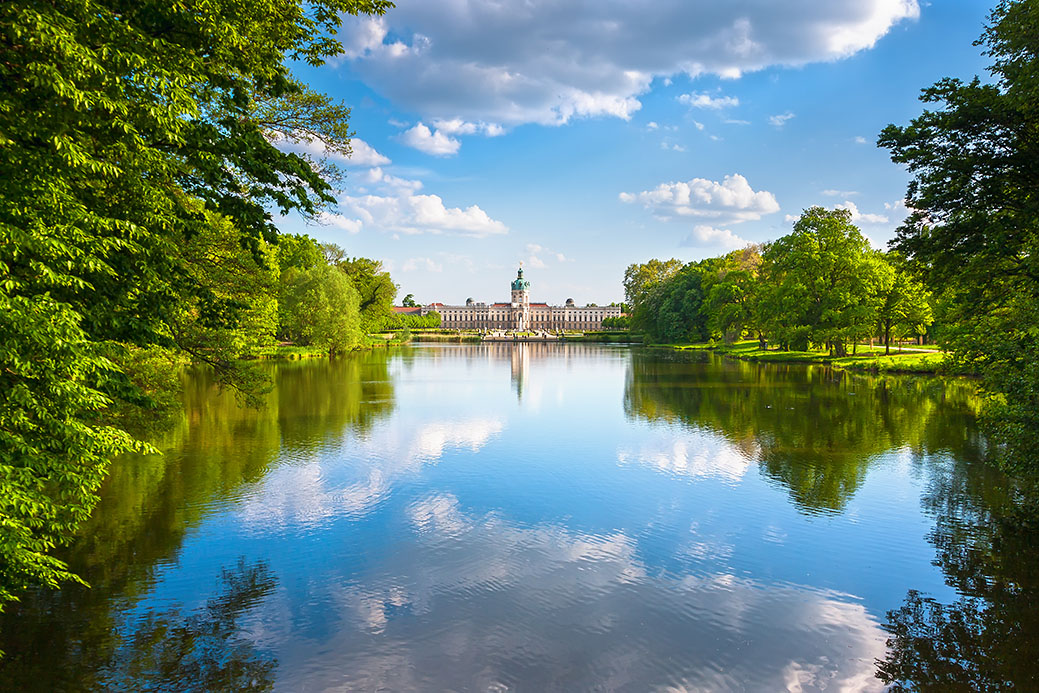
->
[413,267,621,331]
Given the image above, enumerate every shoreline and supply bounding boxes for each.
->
[649,340,958,375]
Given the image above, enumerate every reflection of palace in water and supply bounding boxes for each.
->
[406,267,621,331]
[410,341,619,400]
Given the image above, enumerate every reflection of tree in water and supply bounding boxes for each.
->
[0,353,395,688]
[624,350,984,513]
[99,559,278,693]
[876,458,1039,690]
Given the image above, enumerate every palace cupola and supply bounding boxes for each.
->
[510,266,530,307]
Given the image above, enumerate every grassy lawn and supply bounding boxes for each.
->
[659,339,952,374]
[246,344,330,360]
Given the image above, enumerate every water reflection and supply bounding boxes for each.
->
[624,349,984,513]
[271,492,887,692]
[2,346,1035,691]
[0,354,396,689]
[876,457,1039,690]
[235,416,504,529]
[100,558,278,692]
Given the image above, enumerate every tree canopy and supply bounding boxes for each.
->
[879,0,1039,469]
[0,0,391,609]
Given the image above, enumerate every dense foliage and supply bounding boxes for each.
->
[625,208,932,352]
[879,0,1039,470]
[0,0,392,610]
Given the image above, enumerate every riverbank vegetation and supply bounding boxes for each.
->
[661,340,947,375]
[878,0,1039,472]
[625,0,1039,472]
[0,0,394,611]
[625,208,934,359]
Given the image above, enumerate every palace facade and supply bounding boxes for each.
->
[413,267,621,331]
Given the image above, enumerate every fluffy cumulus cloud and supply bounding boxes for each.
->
[347,138,392,166]
[306,141,508,238]
[835,200,889,224]
[681,224,749,250]
[619,173,780,225]
[336,191,508,238]
[338,1,918,126]
[399,123,461,156]
[270,134,391,167]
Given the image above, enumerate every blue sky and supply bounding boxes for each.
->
[279,0,992,305]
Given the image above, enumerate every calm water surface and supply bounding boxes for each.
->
[2,344,1037,691]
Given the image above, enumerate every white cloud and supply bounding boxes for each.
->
[348,138,392,166]
[884,198,910,215]
[317,212,363,234]
[854,135,869,144]
[835,200,888,224]
[401,257,444,272]
[678,92,739,109]
[338,2,919,126]
[646,121,659,130]
[526,242,568,268]
[399,122,461,156]
[822,189,859,197]
[681,224,749,250]
[269,134,391,167]
[768,112,796,127]
[620,173,780,225]
[784,213,800,223]
[431,118,505,137]
[693,120,705,131]
[341,191,508,237]
[724,118,751,125]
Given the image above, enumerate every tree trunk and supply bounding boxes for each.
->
[884,320,891,355]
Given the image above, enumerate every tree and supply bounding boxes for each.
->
[705,245,764,344]
[759,208,887,355]
[402,294,418,307]
[877,253,934,354]
[623,259,683,308]
[280,264,363,354]
[623,258,684,335]
[0,0,392,609]
[878,0,1039,469]
[336,256,398,333]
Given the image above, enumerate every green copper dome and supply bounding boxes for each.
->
[511,267,530,291]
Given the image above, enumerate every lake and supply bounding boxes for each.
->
[1,344,1036,691]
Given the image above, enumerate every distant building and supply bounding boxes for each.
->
[419,267,621,331]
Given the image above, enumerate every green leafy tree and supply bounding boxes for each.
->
[623,258,684,335]
[623,259,683,307]
[280,264,363,354]
[336,256,398,333]
[705,245,764,344]
[0,0,391,609]
[878,0,1039,469]
[877,253,934,354]
[401,293,418,307]
[759,208,887,355]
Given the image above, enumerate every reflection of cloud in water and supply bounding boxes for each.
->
[235,418,503,529]
[268,493,885,692]
[617,429,753,483]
